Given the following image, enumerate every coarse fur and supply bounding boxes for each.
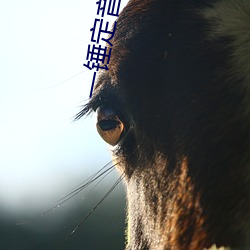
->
[80,0,250,249]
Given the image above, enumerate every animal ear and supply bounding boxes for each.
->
[96,105,125,146]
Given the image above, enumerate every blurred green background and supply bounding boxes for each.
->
[0,177,126,250]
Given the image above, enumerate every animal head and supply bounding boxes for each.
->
[79,0,250,249]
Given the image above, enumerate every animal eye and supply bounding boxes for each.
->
[96,105,125,146]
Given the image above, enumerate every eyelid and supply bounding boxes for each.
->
[90,92,133,130]
[89,96,102,111]
[90,95,120,116]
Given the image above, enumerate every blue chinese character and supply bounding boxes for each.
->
[96,0,121,17]
[89,72,97,98]
[83,44,112,71]
[90,18,117,46]
[96,0,107,17]
[107,0,121,17]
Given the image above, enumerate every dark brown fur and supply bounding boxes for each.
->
[81,0,250,249]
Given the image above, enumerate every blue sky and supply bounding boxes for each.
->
[0,0,128,213]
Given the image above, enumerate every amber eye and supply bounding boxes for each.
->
[96,105,125,146]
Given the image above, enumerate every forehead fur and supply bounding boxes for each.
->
[202,0,250,110]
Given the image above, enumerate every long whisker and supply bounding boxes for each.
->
[16,161,118,225]
[34,70,88,91]
[51,163,117,209]
[56,172,125,250]
[84,165,116,195]
[55,161,118,204]
[61,166,116,230]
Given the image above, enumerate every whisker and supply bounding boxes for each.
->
[85,165,116,195]
[16,161,118,225]
[56,162,117,203]
[51,164,117,209]
[34,70,89,91]
[59,166,116,230]
[56,172,125,250]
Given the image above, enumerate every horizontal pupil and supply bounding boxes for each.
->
[98,119,120,131]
